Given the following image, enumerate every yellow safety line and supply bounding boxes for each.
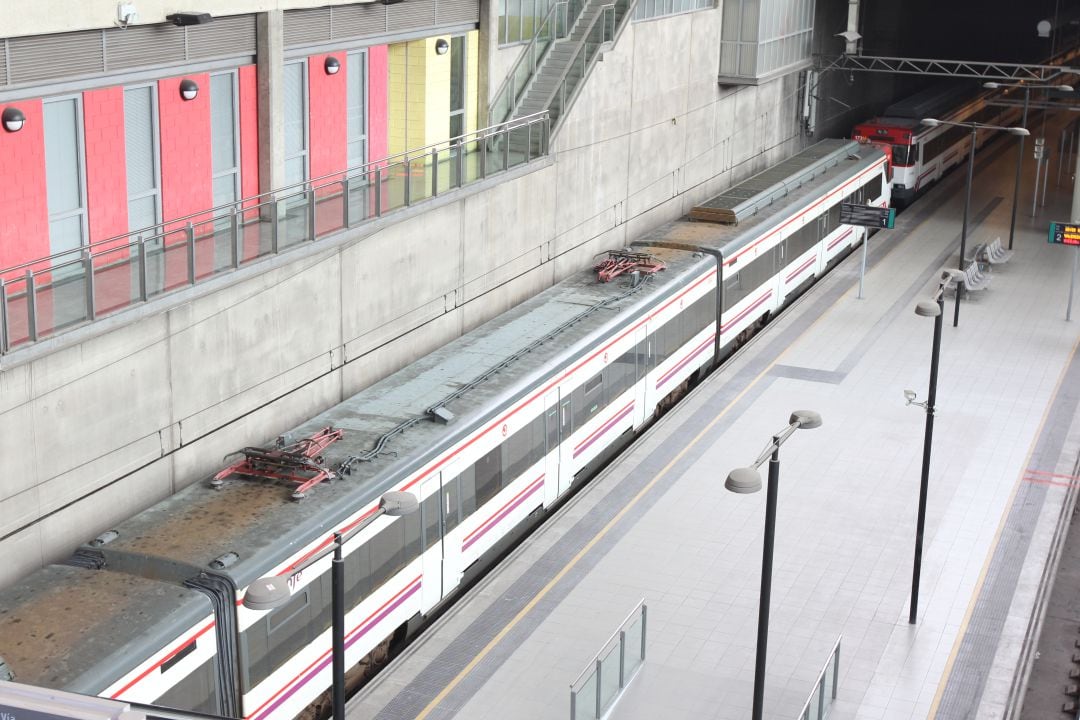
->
[927,331,1080,718]
[413,280,846,719]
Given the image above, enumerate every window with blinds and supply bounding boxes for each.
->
[283,61,308,186]
[43,97,87,257]
[124,85,160,235]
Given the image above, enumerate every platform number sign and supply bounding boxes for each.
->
[840,203,896,229]
[1049,221,1080,246]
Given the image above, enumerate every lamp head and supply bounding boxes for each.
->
[725,466,762,494]
[789,410,822,429]
[243,575,291,611]
[380,491,418,516]
[983,81,1002,89]
[1007,127,1030,136]
[921,118,941,127]
[915,300,941,317]
[1060,85,1075,93]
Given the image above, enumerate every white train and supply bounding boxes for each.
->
[0,138,889,719]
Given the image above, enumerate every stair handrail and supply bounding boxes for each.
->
[489,0,573,125]
[546,4,615,127]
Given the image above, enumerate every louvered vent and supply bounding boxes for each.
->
[1,18,255,89]
[436,0,481,25]
[105,25,186,71]
[332,4,389,39]
[284,8,333,47]
[9,31,104,85]
[187,15,256,59]
[387,0,437,32]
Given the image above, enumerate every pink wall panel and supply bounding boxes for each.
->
[158,74,213,227]
[0,99,50,277]
[368,45,389,166]
[82,87,129,246]
[308,53,348,182]
[238,65,259,202]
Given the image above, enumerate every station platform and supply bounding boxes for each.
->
[349,130,1080,720]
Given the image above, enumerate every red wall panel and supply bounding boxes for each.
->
[158,74,213,226]
[0,99,50,277]
[368,46,389,166]
[82,87,129,245]
[238,65,259,202]
[308,53,348,182]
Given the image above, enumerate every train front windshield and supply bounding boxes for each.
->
[891,144,914,166]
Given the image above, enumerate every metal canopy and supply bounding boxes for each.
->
[817,54,1080,82]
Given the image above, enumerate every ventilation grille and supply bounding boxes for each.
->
[283,0,478,48]
[1,16,256,89]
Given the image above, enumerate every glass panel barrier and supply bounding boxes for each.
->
[313,181,346,239]
[569,601,646,720]
[796,636,841,720]
[145,228,192,298]
[92,243,140,316]
[278,191,310,250]
[382,161,408,213]
[409,157,432,205]
[38,258,89,338]
[1,276,30,350]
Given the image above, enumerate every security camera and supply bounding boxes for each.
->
[904,390,917,405]
[116,2,138,28]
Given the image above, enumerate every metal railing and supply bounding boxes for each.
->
[490,0,586,125]
[569,600,647,720]
[796,635,841,720]
[0,112,550,355]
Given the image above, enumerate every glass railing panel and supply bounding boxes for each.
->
[598,643,621,710]
[314,182,346,239]
[345,171,374,226]
[623,614,644,678]
[487,134,508,175]
[462,141,484,184]
[38,258,90,338]
[573,672,599,720]
[278,191,310,250]
[2,277,31,349]
[145,228,192,298]
[382,161,408,213]
[508,124,531,169]
[437,146,460,193]
[409,157,433,204]
[243,201,276,262]
[92,243,140,316]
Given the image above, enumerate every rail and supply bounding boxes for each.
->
[795,635,841,720]
[569,599,646,720]
[0,112,550,355]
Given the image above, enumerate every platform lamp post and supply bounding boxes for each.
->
[725,410,823,720]
[921,118,1029,328]
[903,270,960,624]
[983,82,1073,251]
[243,491,419,720]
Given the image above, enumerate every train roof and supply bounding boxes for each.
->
[636,139,887,259]
[0,564,211,693]
[81,242,713,589]
[883,82,978,119]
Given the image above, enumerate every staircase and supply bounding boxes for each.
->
[490,0,637,139]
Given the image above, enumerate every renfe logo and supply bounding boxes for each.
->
[2,712,16,720]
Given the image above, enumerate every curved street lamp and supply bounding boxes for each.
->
[244,491,419,720]
[725,410,822,720]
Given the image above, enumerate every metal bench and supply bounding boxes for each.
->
[986,237,1014,265]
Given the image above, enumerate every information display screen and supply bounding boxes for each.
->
[1049,222,1080,246]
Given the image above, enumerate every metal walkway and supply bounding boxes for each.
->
[349,128,1080,720]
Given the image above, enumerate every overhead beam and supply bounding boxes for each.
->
[817,54,1080,82]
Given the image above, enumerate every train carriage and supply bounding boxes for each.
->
[0,139,889,719]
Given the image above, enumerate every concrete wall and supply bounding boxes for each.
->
[0,5,804,586]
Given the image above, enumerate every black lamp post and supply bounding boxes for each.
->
[904,271,960,624]
[244,491,419,720]
[921,119,1029,327]
[725,410,823,720]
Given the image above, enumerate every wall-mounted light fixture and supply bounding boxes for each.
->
[325,56,341,75]
[435,38,449,55]
[166,11,212,25]
[179,78,199,101]
[2,107,25,133]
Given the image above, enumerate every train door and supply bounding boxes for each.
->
[772,241,786,307]
[440,461,463,594]
[419,473,443,613]
[632,325,649,427]
[543,391,560,505]
[558,393,573,494]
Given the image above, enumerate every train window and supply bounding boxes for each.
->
[422,491,440,552]
[891,144,912,166]
[474,446,502,506]
[154,657,220,714]
[403,505,422,564]
[443,479,461,534]
[369,520,406,588]
[269,588,310,635]
[245,573,330,690]
[502,417,543,484]
[604,348,636,403]
[458,464,477,519]
[345,541,372,605]
[723,271,745,311]
[545,405,558,453]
